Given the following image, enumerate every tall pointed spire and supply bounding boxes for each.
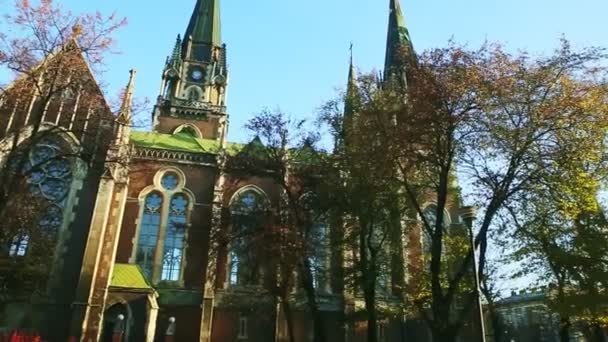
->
[118,69,136,124]
[184,0,222,48]
[337,43,357,152]
[384,0,413,81]
[345,43,357,119]
[168,35,183,68]
[115,69,136,147]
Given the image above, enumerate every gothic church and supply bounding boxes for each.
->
[0,0,439,341]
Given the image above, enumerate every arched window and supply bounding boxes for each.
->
[309,222,327,290]
[134,169,192,283]
[162,194,188,281]
[186,87,202,102]
[371,208,394,296]
[6,138,74,257]
[301,192,330,292]
[136,192,163,278]
[228,188,268,286]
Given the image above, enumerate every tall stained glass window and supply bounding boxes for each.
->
[8,138,73,257]
[135,169,192,283]
[136,192,163,278]
[161,194,188,281]
[229,189,267,286]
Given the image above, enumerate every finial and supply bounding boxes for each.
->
[71,24,83,39]
[127,69,137,94]
[118,69,137,123]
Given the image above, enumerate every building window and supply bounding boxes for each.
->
[161,173,179,191]
[136,192,163,278]
[187,87,202,101]
[9,235,29,257]
[301,193,330,292]
[161,194,188,281]
[5,138,74,258]
[134,169,192,283]
[229,251,239,286]
[310,222,327,290]
[228,188,268,286]
[238,316,248,339]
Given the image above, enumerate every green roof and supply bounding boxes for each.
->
[110,264,153,290]
[384,0,414,78]
[130,131,245,156]
[185,0,221,47]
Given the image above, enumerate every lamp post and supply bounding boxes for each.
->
[460,206,487,342]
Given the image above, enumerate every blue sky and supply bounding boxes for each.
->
[2,0,607,143]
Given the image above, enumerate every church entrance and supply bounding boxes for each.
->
[102,303,131,342]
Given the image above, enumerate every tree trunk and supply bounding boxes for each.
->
[364,290,378,342]
[559,317,570,342]
[593,323,607,342]
[433,328,458,342]
[301,259,326,342]
[282,297,296,342]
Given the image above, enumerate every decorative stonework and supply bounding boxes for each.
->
[133,146,218,166]
[161,98,226,119]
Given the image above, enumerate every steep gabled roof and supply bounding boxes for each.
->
[110,264,153,291]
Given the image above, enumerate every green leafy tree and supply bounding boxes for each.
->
[323,38,608,342]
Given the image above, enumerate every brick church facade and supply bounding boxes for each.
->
[0,0,464,341]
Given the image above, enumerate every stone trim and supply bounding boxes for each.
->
[132,146,217,166]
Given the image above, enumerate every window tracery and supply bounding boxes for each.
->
[228,187,268,286]
[162,194,188,281]
[136,192,162,278]
[301,192,330,291]
[134,169,192,283]
[8,138,73,256]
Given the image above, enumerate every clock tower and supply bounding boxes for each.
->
[153,0,228,142]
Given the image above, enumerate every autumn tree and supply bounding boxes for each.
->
[0,0,126,295]
[225,109,329,342]
[318,67,420,342]
[503,127,608,342]
[322,38,608,342]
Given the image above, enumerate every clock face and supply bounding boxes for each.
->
[192,70,203,81]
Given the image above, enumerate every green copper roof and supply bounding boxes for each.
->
[384,0,414,79]
[185,0,222,47]
[110,264,153,290]
[130,131,244,156]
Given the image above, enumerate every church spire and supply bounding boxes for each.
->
[337,44,357,152]
[384,0,413,81]
[153,0,228,140]
[344,43,356,119]
[184,0,222,48]
[115,69,136,146]
[168,35,183,69]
